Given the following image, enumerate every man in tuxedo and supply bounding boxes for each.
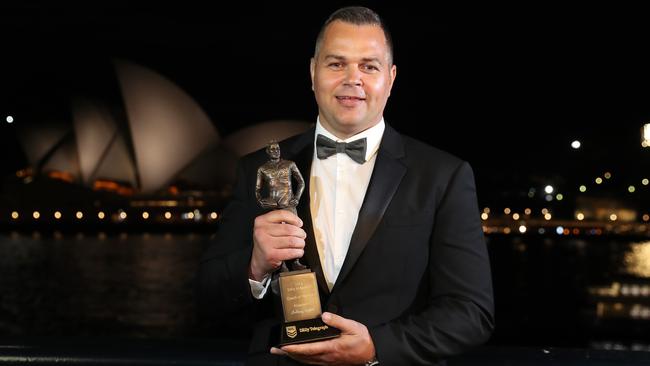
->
[198,6,494,365]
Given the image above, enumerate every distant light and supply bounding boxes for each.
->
[483,207,491,214]
[643,178,649,186]
[210,212,218,220]
[571,140,581,149]
[119,211,127,220]
[629,185,636,193]
[164,212,172,219]
[76,211,83,219]
[544,213,552,220]
[604,172,612,179]
[556,194,563,201]
[545,194,553,202]
[481,213,488,220]
[595,177,603,184]
[579,185,587,192]
[187,212,195,220]
[512,213,519,220]
[504,207,511,215]
[544,185,554,194]
[644,214,650,222]
[642,123,650,147]
[33,211,40,219]
[527,188,536,198]
[503,227,511,234]
[11,211,19,219]
[610,214,618,221]
[6,115,14,123]
[556,226,564,235]
[576,212,585,221]
[54,211,62,219]
[524,208,531,215]
[538,228,546,234]
[142,211,149,219]
[98,211,105,219]
[542,208,549,215]
[518,225,527,233]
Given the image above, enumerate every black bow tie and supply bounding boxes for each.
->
[316,134,367,164]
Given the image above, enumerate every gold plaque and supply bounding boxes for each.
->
[279,270,322,322]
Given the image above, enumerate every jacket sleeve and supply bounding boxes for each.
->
[369,162,495,365]
[197,158,266,325]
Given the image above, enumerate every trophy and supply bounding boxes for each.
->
[255,141,340,346]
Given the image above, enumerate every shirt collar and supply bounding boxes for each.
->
[314,117,385,162]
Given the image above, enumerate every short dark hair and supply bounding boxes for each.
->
[314,6,393,64]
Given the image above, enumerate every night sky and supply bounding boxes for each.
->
[2,2,650,204]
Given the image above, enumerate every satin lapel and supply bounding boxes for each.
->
[331,126,406,293]
[289,128,331,296]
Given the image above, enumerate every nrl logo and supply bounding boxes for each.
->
[286,325,297,338]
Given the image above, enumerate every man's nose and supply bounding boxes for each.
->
[343,66,363,86]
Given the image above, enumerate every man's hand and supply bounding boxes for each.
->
[271,312,376,365]
[249,210,307,281]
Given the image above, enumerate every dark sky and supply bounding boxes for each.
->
[2,2,650,203]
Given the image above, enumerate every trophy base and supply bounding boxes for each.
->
[278,317,341,346]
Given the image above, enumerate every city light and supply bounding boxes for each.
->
[11,211,19,219]
[579,185,587,192]
[524,208,531,215]
[512,213,520,220]
[604,172,612,179]
[544,213,552,220]
[6,115,14,123]
[518,225,527,233]
[644,214,650,222]
[544,185,554,194]
[142,212,149,219]
[119,211,127,220]
[33,211,40,219]
[504,207,511,215]
[556,226,564,235]
[577,212,585,221]
[76,211,83,219]
[98,211,105,219]
[210,212,218,220]
[483,207,491,214]
[54,211,62,219]
[643,178,649,186]
[481,213,489,220]
[629,186,636,193]
[596,177,603,184]
[556,194,563,201]
[571,140,581,149]
[610,214,618,221]
[642,124,650,147]
[164,212,172,219]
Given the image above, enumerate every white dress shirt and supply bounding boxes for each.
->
[249,118,385,297]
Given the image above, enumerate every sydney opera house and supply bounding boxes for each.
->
[1,59,312,228]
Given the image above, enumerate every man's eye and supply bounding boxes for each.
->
[362,65,379,72]
[328,63,343,69]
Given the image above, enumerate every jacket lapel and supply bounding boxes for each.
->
[331,125,406,293]
[288,128,331,296]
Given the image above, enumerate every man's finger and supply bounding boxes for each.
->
[321,312,358,333]
[282,340,332,356]
[266,209,303,227]
[270,347,288,356]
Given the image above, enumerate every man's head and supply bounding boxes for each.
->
[266,141,280,159]
[310,6,397,139]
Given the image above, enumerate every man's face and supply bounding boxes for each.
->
[310,20,396,139]
[267,143,280,159]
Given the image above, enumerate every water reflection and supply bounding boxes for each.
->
[624,241,650,278]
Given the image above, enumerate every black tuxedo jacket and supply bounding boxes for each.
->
[199,125,494,365]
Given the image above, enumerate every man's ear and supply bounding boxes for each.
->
[388,64,397,96]
[310,58,316,91]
